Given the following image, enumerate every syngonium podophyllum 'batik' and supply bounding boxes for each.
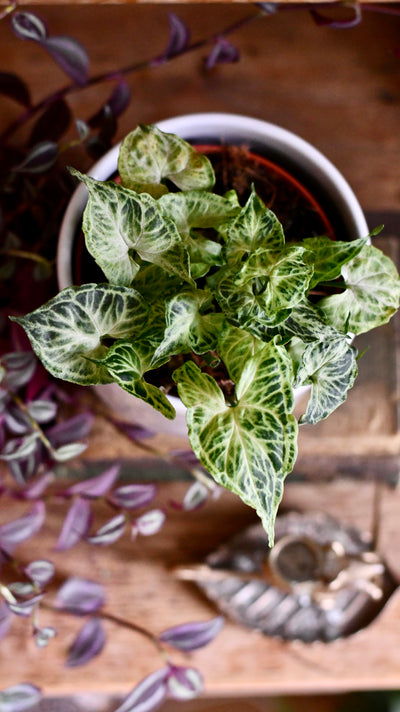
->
[13,124,400,544]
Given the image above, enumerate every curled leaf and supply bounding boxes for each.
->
[55,497,92,551]
[205,37,239,71]
[34,626,56,648]
[86,513,126,545]
[153,13,190,64]
[0,683,42,712]
[0,501,45,552]
[167,665,203,701]
[109,482,156,510]
[40,35,89,86]
[65,464,120,499]
[55,577,106,615]
[113,667,169,712]
[52,441,88,462]
[24,559,55,588]
[132,509,166,539]
[14,141,58,175]
[11,11,47,41]
[159,616,224,651]
[66,617,106,667]
[8,593,43,618]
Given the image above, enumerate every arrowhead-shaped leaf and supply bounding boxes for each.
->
[295,337,358,424]
[117,124,215,197]
[12,284,148,385]
[71,171,192,287]
[98,340,176,420]
[319,244,400,334]
[224,188,284,262]
[173,339,297,544]
[215,245,314,333]
[152,290,224,362]
[303,234,369,288]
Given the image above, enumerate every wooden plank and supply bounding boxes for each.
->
[1,479,400,697]
[2,5,400,210]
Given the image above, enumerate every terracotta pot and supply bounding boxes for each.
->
[57,113,368,436]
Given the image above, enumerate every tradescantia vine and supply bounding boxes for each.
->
[13,124,400,545]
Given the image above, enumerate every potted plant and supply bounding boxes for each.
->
[12,119,400,545]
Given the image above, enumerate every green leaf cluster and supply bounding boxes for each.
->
[13,124,400,544]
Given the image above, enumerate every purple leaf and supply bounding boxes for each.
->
[310,3,362,28]
[14,141,58,174]
[19,471,53,499]
[55,577,106,615]
[2,351,37,390]
[55,497,92,551]
[40,35,89,86]
[0,72,31,107]
[0,682,42,711]
[24,559,55,588]
[159,616,224,652]
[29,99,72,146]
[176,481,209,511]
[65,464,120,499]
[11,11,47,41]
[107,81,131,118]
[0,601,12,642]
[86,513,126,545]
[0,433,39,462]
[132,510,165,539]
[8,593,43,618]
[166,665,203,701]
[205,37,240,71]
[66,617,106,667]
[109,482,156,510]
[111,419,155,441]
[113,667,169,712]
[47,412,94,447]
[0,501,45,552]
[153,13,190,65]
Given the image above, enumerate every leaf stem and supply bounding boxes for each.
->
[11,392,57,459]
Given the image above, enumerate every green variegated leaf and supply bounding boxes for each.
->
[71,170,192,287]
[295,338,358,424]
[152,290,224,362]
[303,234,369,289]
[173,339,297,544]
[12,284,147,384]
[98,340,175,419]
[217,323,265,382]
[318,244,400,334]
[187,234,223,279]
[216,245,314,334]
[275,299,340,344]
[158,190,239,239]
[224,188,285,262]
[117,125,215,197]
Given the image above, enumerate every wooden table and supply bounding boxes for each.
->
[2,3,400,703]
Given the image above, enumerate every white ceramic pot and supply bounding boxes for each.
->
[57,113,369,437]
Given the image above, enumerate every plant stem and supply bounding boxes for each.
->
[0,248,53,268]
[11,392,57,459]
[0,6,263,144]
[100,610,168,659]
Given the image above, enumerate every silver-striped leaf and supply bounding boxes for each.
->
[318,244,400,334]
[117,124,215,197]
[295,337,358,424]
[173,339,297,545]
[12,284,147,384]
[71,170,192,287]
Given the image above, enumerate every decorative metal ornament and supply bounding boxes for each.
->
[175,511,395,642]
